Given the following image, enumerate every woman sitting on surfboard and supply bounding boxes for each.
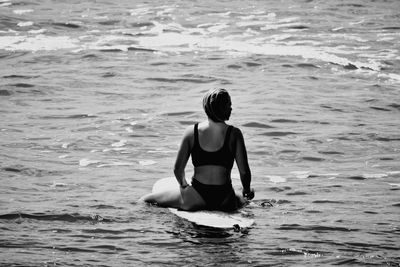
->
[142,88,254,211]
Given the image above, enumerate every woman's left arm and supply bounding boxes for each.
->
[173,127,192,188]
[232,127,254,200]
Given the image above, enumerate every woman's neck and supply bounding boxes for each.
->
[206,118,226,128]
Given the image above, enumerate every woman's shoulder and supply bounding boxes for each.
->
[227,124,244,141]
[183,124,195,136]
[179,125,196,147]
[228,124,242,134]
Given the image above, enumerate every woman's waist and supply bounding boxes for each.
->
[192,166,231,185]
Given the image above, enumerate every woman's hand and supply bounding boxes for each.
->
[242,188,255,200]
[180,180,189,189]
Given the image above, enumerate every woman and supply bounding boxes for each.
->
[142,88,254,211]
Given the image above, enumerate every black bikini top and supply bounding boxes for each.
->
[191,123,234,170]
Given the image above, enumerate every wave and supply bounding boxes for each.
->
[318,151,344,155]
[312,200,345,204]
[138,32,376,70]
[0,35,78,51]
[52,22,81,29]
[301,156,325,162]
[242,122,274,128]
[277,224,358,232]
[266,175,287,183]
[286,191,309,196]
[0,23,391,68]
[3,74,39,79]
[2,165,63,177]
[269,247,325,257]
[1,20,398,83]
[0,212,116,223]
[268,186,292,192]
[271,119,299,123]
[260,131,297,136]
[37,114,97,120]
[162,111,196,116]
[89,204,123,210]
[8,82,35,88]
[146,76,217,84]
[89,245,126,251]
[0,89,12,96]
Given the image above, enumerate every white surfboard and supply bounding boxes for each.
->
[152,177,254,229]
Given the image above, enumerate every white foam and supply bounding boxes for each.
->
[79,158,100,167]
[17,21,33,27]
[240,13,276,21]
[137,32,198,51]
[111,140,127,147]
[147,21,186,35]
[13,9,33,15]
[135,32,381,71]
[349,20,365,25]
[362,173,387,179]
[291,171,310,179]
[139,160,157,166]
[51,181,68,188]
[111,147,126,151]
[332,27,344,32]
[278,17,299,23]
[0,18,389,77]
[284,40,322,46]
[266,175,287,183]
[207,23,229,33]
[28,29,46,34]
[97,162,134,168]
[0,2,11,7]
[92,15,109,20]
[0,35,78,51]
[237,20,272,27]
[90,34,133,44]
[378,72,400,83]
[0,29,16,34]
[214,11,231,17]
[61,143,69,149]
[156,7,175,16]
[129,7,152,16]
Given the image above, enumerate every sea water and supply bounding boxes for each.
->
[0,0,399,266]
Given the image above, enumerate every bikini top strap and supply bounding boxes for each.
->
[224,125,233,147]
[194,123,199,146]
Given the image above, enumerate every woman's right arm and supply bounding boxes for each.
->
[233,127,254,199]
[173,126,193,188]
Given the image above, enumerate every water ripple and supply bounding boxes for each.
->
[277,224,358,232]
[0,213,114,223]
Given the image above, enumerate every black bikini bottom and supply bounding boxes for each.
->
[191,179,237,211]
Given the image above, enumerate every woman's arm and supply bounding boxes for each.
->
[173,126,193,188]
[232,127,254,199]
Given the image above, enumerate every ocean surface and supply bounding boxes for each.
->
[1,0,400,266]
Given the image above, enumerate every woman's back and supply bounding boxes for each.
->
[191,121,234,185]
[197,121,229,151]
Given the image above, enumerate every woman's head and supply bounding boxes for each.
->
[202,88,232,122]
